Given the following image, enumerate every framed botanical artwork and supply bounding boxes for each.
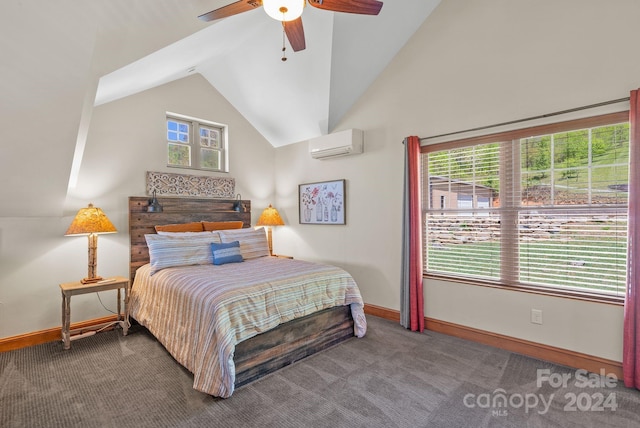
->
[299,179,346,225]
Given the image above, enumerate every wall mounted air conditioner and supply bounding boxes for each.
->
[309,129,364,160]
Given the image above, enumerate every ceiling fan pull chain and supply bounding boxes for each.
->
[281,21,287,62]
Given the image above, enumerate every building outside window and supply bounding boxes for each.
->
[422,113,629,301]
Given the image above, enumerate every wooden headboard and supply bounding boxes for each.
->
[128,196,251,283]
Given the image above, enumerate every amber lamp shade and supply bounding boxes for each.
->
[65,203,117,284]
[256,204,285,256]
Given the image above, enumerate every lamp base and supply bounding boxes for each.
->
[266,226,273,256]
[81,276,103,284]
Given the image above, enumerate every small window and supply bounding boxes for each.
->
[166,114,228,172]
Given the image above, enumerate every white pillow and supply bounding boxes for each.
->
[218,228,270,260]
[145,232,221,274]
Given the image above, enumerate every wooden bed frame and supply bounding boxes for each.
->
[128,196,355,389]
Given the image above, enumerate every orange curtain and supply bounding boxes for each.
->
[401,136,424,332]
[624,89,640,388]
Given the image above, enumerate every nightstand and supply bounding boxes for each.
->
[59,276,129,350]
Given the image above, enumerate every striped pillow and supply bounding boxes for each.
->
[218,228,270,260]
[145,232,221,274]
[210,241,243,265]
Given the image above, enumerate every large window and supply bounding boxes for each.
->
[422,113,629,300]
[166,113,228,172]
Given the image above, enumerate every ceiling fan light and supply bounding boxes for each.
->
[263,0,305,22]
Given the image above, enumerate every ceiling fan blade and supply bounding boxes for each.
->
[284,17,306,52]
[308,0,383,15]
[198,0,262,22]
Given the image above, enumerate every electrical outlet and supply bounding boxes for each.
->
[531,309,543,325]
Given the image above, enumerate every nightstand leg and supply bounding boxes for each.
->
[117,288,122,323]
[123,285,129,336]
[61,292,71,350]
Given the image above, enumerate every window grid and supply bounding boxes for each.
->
[166,115,227,172]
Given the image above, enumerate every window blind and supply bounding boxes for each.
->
[421,116,629,299]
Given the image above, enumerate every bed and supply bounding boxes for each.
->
[128,196,366,398]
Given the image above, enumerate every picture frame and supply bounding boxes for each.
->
[298,179,346,225]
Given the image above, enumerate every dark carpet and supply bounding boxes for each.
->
[1,316,639,427]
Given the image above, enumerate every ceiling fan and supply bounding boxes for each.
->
[198,0,384,57]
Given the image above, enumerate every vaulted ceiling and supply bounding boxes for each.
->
[0,0,439,217]
[96,0,440,147]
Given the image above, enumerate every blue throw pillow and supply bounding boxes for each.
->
[211,241,243,265]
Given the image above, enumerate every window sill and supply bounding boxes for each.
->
[423,273,624,306]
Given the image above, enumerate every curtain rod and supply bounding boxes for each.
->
[420,97,630,141]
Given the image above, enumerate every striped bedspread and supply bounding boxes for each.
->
[129,256,366,398]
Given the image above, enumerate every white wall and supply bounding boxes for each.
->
[274,0,640,362]
[0,74,274,339]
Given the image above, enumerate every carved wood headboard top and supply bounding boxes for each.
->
[128,196,251,284]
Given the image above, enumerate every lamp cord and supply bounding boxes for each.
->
[96,292,116,315]
[96,293,131,330]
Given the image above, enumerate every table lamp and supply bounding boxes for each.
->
[256,204,285,256]
[65,203,117,284]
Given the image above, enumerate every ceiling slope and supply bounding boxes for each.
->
[0,0,217,217]
[95,1,441,147]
